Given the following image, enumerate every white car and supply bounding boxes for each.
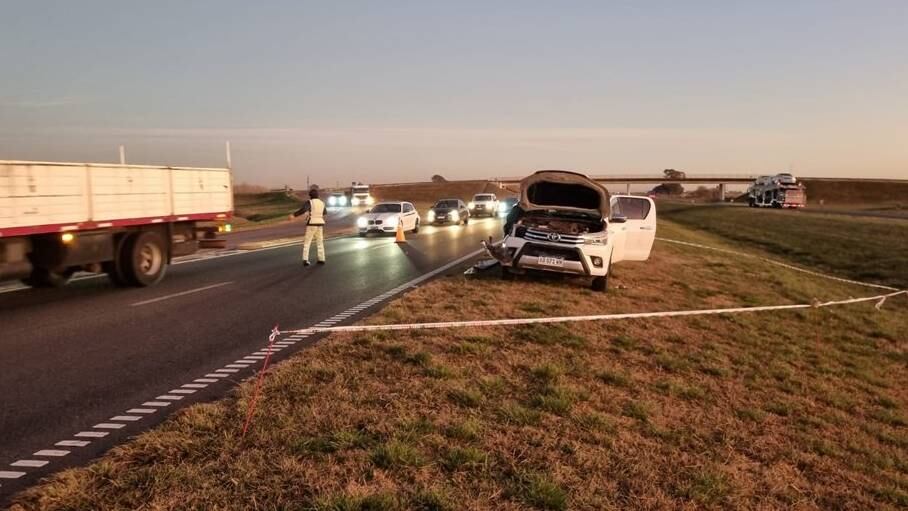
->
[493,171,656,291]
[357,201,421,236]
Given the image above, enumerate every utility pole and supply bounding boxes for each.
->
[119,145,126,165]
[225,141,232,169]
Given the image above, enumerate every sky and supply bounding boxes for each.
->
[1,0,906,187]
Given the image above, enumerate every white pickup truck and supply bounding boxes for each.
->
[0,160,233,287]
[491,170,655,291]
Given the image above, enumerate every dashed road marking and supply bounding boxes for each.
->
[182,383,208,389]
[93,423,125,430]
[127,409,157,414]
[56,440,90,447]
[75,431,108,438]
[170,389,197,395]
[11,460,48,468]
[130,281,234,307]
[215,368,239,374]
[143,401,171,407]
[34,450,69,457]
[0,471,27,479]
[194,378,219,383]
[110,415,142,422]
[156,395,183,400]
[205,373,228,378]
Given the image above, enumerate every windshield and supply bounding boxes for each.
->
[474,194,494,201]
[434,200,459,209]
[371,203,401,213]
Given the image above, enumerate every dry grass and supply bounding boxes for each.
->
[9,219,908,510]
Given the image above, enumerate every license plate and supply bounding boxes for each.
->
[538,256,564,267]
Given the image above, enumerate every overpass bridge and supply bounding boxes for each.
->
[493,174,759,200]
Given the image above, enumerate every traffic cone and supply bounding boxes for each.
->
[395,219,407,243]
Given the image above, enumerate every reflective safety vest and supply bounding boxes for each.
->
[308,198,326,225]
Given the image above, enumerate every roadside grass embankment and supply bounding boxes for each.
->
[659,202,908,289]
[10,218,908,510]
[232,192,303,229]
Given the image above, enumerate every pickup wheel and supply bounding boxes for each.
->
[22,267,75,288]
[411,219,420,234]
[591,275,608,292]
[124,231,167,287]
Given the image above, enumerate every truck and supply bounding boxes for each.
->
[347,182,374,207]
[747,173,806,208]
[0,160,233,288]
[486,170,656,292]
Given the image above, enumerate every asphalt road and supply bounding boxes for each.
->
[224,207,362,247]
[0,216,504,502]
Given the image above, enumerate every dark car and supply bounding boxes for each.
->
[427,199,470,225]
[497,196,518,217]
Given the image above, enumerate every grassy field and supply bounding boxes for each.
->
[10,215,908,510]
[233,192,303,227]
[659,203,908,288]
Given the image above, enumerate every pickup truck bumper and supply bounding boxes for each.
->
[501,236,609,277]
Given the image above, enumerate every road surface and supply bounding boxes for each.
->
[224,207,362,248]
[0,217,504,502]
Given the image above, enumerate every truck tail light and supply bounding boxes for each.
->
[61,232,75,244]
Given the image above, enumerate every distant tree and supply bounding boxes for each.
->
[663,169,687,180]
[431,174,447,183]
[651,183,684,195]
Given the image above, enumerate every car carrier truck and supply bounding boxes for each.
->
[0,160,232,288]
[747,173,807,208]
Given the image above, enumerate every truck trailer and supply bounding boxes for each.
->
[0,160,233,288]
[747,173,807,208]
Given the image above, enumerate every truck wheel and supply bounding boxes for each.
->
[591,275,608,292]
[22,267,75,288]
[124,231,167,286]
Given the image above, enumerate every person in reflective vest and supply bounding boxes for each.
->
[290,188,327,265]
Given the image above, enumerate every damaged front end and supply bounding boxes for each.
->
[486,170,612,280]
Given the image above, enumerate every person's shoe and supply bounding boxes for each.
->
[317,260,326,265]
[303,260,311,266]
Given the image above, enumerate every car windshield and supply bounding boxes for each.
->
[434,200,459,209]
[371,203,402,213]
[474,194,494,201]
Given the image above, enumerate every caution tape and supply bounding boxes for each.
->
[277,237,904,337]
[280,290,905,336]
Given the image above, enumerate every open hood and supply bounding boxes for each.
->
[519,170,610,218]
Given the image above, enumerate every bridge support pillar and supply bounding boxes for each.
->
[718,183,726,202]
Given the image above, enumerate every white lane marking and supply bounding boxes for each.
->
[143,401,171,407]
[94,423,125,430]
[225,364,250,369]
[34,450,69,457]
[110,415,142,421]
[244,355,266,360]
[127,408,157,414]
[56,440,90,447]
[0,471,27,479]
[156,395,183,400]
[182,383,208,389]
[233,359,256,365]
[130,281,233,307]
[75,431,108,438]
[215,369,239,374]
[170,389,197,395]
[194,378,218,383]
[11,460,48,468]
[205,373,228,378]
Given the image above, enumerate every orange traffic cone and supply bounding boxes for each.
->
[395,219,407,243]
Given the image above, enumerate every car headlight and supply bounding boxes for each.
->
[450,210,459,221]
[328,196,337,206]
[468,202,475,209]
[365,196,375,205]
[357,217,368,228]
[338,196,348,206]
[427,210,435,221]
[351,197,361,206]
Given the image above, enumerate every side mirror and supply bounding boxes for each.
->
[611,215,627,223]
